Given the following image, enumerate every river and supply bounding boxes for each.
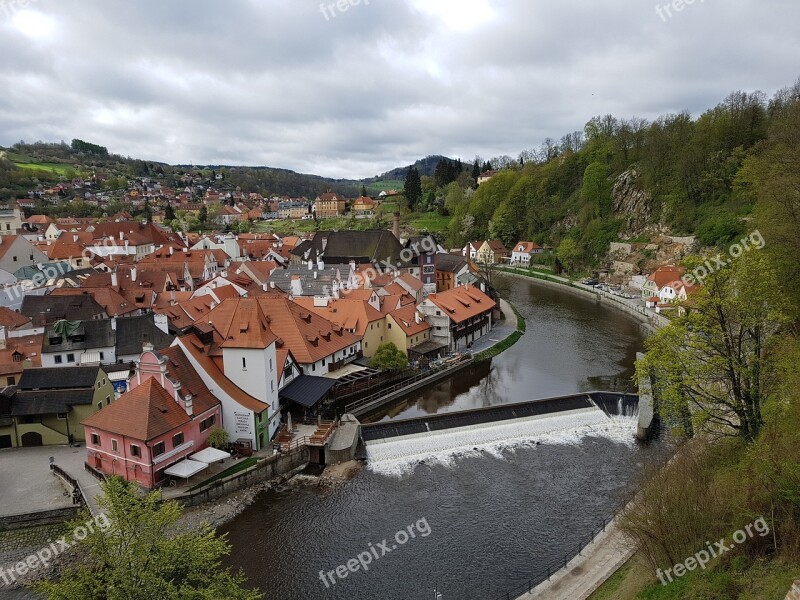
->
[218,275,665,600]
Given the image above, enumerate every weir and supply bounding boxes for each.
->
[361,391,640,444]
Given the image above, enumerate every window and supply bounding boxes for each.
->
[97,381,101,389]
[436,310,441,316]
[29,255,33,260]
[66,353,75,363]
[111,439,118,452]
[99,354,104,362]
[269,358,273,371]
[6,376,15,386]
[311,363,315,372]
[153,441,165,456]
[322,358,325,366]
[271,380,274,393]
[54,355,63,364]
[106,396,110,406]
[172,432,184,447]
[242,357,247,370]
[12,255,17,262]
[91,433,100,446]
[57,412,68,420]
[130,445,141,458]
[388,323,392,330]
[97,402,103,411]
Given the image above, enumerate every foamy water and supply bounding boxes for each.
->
[366,408,639,477]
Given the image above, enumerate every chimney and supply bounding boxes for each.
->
[119,231,124,241]
[183,392,193,417]
[291,276,303,297]
[169,246,174,256]
[131,266,137,282]
[111,270,118,287]
[307,260,313,271]
[142,342,154,353]
[317,259,324,270]
[0,326,6,350]
[73,234,79,242]
[392,212,400,241]
[182,247,188,253]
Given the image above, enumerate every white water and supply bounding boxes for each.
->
[366,408,639,477]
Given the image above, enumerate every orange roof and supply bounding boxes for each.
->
[159,345,219,416]
[0,306,32,330]
[177,335,268,413]
[82,378,192,441]
[513,241,542,254]
[397,273,424,292]
[388,304,431,337]
[0,333,43,376]
[647,266,686,289]
[427,285,496,324]
[293,297,383,337]
[205,297,277,349]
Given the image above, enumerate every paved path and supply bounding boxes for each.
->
[516,516,635,600]
[0,448,74,517]
[469,298,518,355]
[4,446,105,516]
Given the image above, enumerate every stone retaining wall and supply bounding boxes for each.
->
[177,447,310,508]
[0,507,81,531]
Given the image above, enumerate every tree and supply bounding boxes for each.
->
[556,237,582,273]
[33,477,262,600]
[142,196,153,223]
[368,343,409,371]
[403,166,422,209]
[164,203,176,221]
[637,252,790,442]
[361,184,368,197]
[198,205,208,226]
[207,426,230,449]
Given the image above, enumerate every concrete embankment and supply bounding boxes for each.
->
[497,268,669,332]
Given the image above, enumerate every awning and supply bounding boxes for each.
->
[408,340,449,357]
[107,371,130,382]
[191,447,231,463]
[163,459,208,480]
[279,375,337,409]
[80,351,102,365]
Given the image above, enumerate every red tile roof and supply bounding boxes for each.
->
[82,378,191,441]
[426,285,496,324]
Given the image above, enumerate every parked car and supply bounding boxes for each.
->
[581,278,599,286]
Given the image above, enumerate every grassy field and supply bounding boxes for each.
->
[4,151,80,176]
[404,211,450,234]
[363,179,405,194]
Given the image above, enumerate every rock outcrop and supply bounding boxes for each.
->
[612,169,656,231]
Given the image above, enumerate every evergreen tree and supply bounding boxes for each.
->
[361,185,368,197]
[164,203,176,221]
[404,166,422,209]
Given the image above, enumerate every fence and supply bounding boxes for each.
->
[50,463,84,507]
[489,491,636,600]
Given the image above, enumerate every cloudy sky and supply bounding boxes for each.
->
[1,0,798,179]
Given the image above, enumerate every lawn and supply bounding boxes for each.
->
[404,211,450,234]
[363,179,405,194]
[186,457,259,492]
[5,151,80,176]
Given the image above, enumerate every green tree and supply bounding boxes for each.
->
[368,342,409,371]
[33,478,261,600]
[581,162,612,217]
[198,205,208,226]
[207,426,230,449]
[403,166,422,209]
[164,203,176,221]
[556,237,582,273]
[637,252,790,442]
[361,184,368,197]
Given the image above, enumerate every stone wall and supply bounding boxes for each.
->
[177,447,310,508]
[0,507,81,531]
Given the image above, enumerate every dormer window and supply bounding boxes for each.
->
[12,351,23,362]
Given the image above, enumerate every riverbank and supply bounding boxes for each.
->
[496,267,669,332]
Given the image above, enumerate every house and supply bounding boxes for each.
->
[0,235,50,276]
[476,240,508,265]
[291,230,407,268]
[0,332,42,388]
[352,196,376,216]
[0,207,24,235]
[435,253,470,292]
[641,266,686,301]
[417,285,496,352]
[462,241,482,261]
[82,358,221,489]
[385,304,433,357]
[293,294,385,358]
[41,319,116,368]
[478,170,498,185]
[0,306,32,333]
[510,241,543,266]
[403,236,438,295]
[1,366,114,447]
[114,314,174,363]
[314,193,347,218]
[21,294,107,326]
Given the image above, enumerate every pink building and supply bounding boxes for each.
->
[82,346,221,489]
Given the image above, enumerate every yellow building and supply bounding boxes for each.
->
[385,304,432,354]
[0,366,116,448]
